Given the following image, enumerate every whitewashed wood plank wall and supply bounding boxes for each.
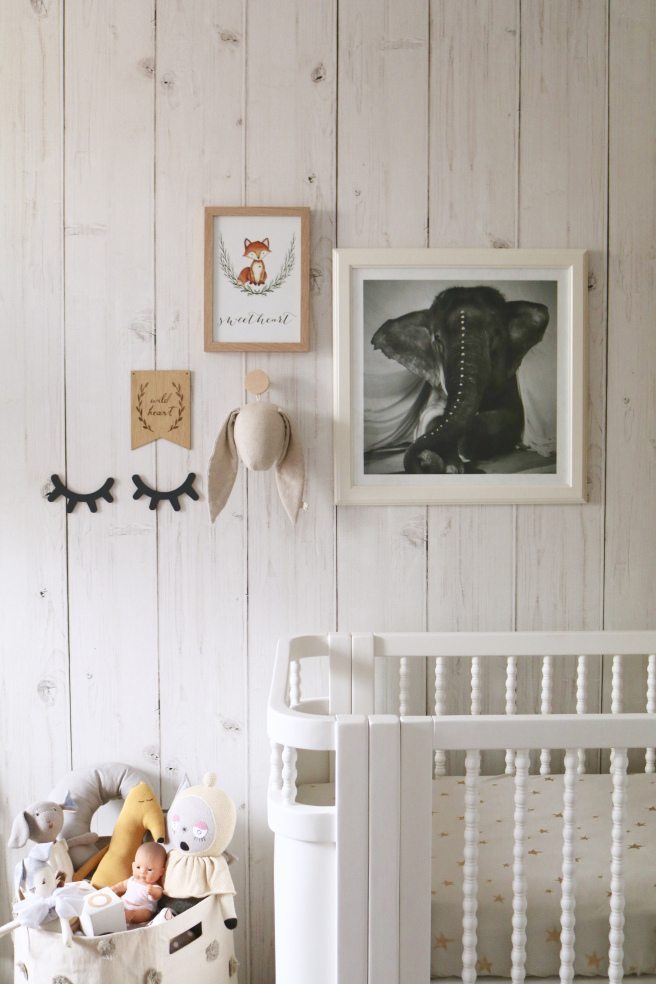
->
[1,2,654,980]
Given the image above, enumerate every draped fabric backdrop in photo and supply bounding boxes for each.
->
[1,1,655,980]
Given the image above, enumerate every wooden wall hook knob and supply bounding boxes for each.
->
[245,369,270,396]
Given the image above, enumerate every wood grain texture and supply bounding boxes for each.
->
[153,0,248,967]
[64,0,160,773]
[244,2,336,980]
[604,1,656,744]
[0,1,69,975]
[516,0,608,631]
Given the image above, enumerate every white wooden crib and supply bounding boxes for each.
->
[267,632,656,984]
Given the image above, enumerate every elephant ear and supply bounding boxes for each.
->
[505,300,550,373]
[371,308,445,390]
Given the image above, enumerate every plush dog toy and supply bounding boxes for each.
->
[162,772,237,928]
[91,781,166,888]
[207,400,304,524]
[8,796,97,891]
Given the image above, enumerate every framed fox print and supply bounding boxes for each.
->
[334,248,587,505]
[204,206,310,352]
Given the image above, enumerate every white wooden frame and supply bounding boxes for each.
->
[333,248,587,505]
[268,631,656,984]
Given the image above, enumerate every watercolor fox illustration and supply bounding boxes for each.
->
[238,238,271,285]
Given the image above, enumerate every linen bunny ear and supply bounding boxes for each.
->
[275,410,305,525]
[208,409,240,523]
[8,811,30,849]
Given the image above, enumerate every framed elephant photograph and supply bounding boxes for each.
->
[333,248,587,505]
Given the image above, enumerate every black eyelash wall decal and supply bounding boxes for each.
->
[47,474,115,513]
[132,473,199,511]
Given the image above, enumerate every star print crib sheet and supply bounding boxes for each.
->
[430,772,656,978]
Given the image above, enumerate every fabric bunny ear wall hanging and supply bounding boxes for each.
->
[207,377,305,525]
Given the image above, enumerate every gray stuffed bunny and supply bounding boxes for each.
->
[8,796,98,891]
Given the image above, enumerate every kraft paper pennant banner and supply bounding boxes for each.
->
[131,370,191,449]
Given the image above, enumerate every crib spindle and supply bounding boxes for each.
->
[289,658,301,707]
[608,748,628,984]
[281,745,298,805]
[470,657,481,716]
[540,656,553,775]
[269,740,283,794]
[462,748,480,984]
[434,656,447,777]
[610,656,622,771]
[646,654,655,773]
[576,655,587,774]
[505,657,517,775]
[400,656,410,717]
[511,749,529,984]
[559,750,578,984]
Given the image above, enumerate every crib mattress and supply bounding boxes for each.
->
[431,772,656,978]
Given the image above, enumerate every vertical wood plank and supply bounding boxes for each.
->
[515,2,607,747]
[336,0,429,734]
[244,3,337,980]
[428,1,518,774]
[64,1,159,770]
[0,1,69,974]
[154,0,248,966]
[604,1,656,749]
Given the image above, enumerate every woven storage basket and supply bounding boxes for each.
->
[12,895,238,984]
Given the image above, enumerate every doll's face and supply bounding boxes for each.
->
[132,844,166,884]
[167,796,215,854]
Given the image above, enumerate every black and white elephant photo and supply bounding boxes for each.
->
[362,279,558,476]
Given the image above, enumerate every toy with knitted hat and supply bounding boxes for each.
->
[162,772,238,929]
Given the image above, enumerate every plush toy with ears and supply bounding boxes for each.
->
[162,772,238,929]
[8,796,97,890]
[208,400,305,524]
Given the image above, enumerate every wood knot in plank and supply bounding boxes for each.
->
[30,0,49,16]
[311,63,327,82]
[139,58,155,78]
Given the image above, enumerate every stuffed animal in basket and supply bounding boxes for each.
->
[92,781,166,888]
[161,772,237,929]
[8,796,98,894]
[111,841,167,925]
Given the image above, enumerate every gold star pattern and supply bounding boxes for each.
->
[629,843,643,849]
[545,888,553,894]
[439,831,449,838]
[586,952,603,970]
[636,821,646,827]
[493,894,504,903]
[544,776,555,782]
[553,812,563,818]
[649,806,656,812]
[539,828,549,834]
[433,933,454,951]
[528,849,542,856]
[477,957,493,973]
[546,928,560,943]
[457,860,465,867]
[442,880,453,887]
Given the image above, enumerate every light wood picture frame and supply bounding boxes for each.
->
[204,206,310,352]
[334,248,587,506]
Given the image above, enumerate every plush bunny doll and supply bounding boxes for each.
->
[162,772,237,928]
[8,796,97,891]
[207,401,304,524]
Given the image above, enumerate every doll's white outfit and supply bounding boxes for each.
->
[123,877,157,913]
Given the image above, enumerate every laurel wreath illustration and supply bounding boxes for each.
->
[168,381,185,432]
[217,234,296,296]
[136,382,153,433]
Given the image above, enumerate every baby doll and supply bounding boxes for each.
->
[111,841,166,925]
